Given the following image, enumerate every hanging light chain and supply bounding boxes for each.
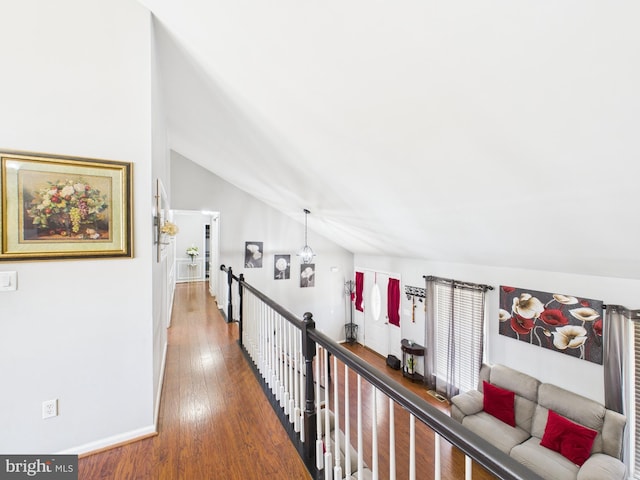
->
[299,208,315,264]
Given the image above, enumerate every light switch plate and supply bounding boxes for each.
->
[0,271,17,291]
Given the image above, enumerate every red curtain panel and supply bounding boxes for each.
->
[387,278,400,326]
[355,271,364,312]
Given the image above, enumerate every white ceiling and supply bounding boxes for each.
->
[140,0,640,280]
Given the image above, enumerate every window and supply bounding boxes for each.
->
[426,277,488,398]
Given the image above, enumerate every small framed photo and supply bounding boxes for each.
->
[0,150,132,261]
[244,241,263,268]
[274,254,290,280]
[300,264,315,288]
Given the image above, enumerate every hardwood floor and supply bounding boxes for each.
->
[79,282,311,479]
[79,281,496,479]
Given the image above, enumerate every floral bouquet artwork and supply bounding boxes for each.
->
[498,286,603,364]
[1,151,131,260]
[25,178,109,240]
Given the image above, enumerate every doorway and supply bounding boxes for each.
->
[359,269,403,359]
[363,272,390,356]
[171,210,221,302]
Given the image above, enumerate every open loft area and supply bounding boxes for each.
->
[1,1,639,479]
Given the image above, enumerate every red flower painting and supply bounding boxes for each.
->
[498,286,603,365]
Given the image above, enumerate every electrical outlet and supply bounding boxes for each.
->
[42,399,58,419]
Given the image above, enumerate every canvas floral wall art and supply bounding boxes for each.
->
[499,286,603,364]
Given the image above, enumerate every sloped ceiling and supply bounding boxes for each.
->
[141,0,640,279]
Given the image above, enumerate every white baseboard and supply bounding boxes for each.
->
[60,424,157,456]
[155,340,168,426]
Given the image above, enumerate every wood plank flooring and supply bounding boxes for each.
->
[79,282,311,479]
[79,281,497,479]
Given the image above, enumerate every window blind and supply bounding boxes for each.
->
[434,283,485,394]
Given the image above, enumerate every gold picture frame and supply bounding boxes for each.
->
[0,150,132,261]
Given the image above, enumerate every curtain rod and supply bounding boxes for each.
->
[423,275,493,292]
[603,304,640,320]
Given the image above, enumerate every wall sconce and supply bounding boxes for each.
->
[297,208,315,264]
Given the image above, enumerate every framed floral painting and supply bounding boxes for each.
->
[0,150,132,261]
[300,264,315,288]
[244,241,263,268]
[274,254,290,280]
[499,286,603,364]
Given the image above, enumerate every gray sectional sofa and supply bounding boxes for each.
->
[451,364,626,480]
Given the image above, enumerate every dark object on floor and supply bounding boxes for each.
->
[345,323,358,344]
[386,354,401,370]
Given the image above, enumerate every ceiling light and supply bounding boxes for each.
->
[298,208,315,264]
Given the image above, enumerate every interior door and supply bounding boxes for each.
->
[363,272,390,356]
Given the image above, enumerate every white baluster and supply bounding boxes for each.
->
[282,319,289,411]
[389,398,395,480]
[288,322,295,421]
[298,339,304,439]
[292,327,300,430]
[271,311,277,392]
[316,344,323,470]
[411,415,417,480]
[357,375,363,479]
[344,364,351,479]
[372,387,378,480]
[333,355,342,480]
[259,303,264,368]
[264,304,269,378]
[279,316,285,406]
[465,455,472,480]
[324,348,332,480]
[433,431,440,480]
[262,303,267,376]
[258,302,264,376]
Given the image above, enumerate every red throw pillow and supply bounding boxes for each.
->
[540,410,598,466]
[482,381,516,427]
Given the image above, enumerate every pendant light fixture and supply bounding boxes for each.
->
[298,208,315,264]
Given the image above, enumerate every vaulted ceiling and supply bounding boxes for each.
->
[140,0,640,280]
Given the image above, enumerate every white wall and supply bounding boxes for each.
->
[0,0,154,453]
[171,151,354,340]
[355,254,640,403]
